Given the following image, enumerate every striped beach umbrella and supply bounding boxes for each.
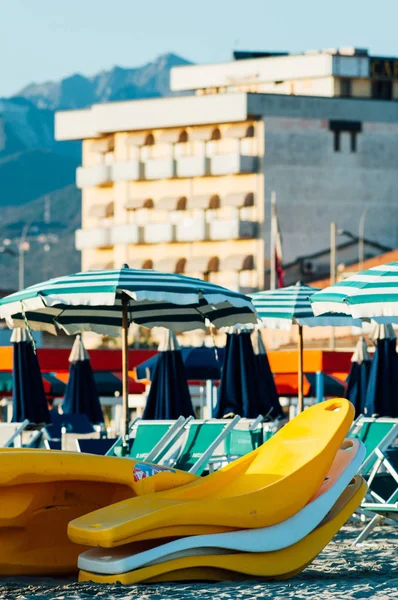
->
[310,262,398,321]
[251,282,360,412]
[0,265,256,447]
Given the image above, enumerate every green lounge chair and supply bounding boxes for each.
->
[223,416,265,462]
[349,417,398,475]
[107,416,190,463]
[166,416,241,475]
[352,428,398,544]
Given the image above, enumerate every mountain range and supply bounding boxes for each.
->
[0,53,191,290]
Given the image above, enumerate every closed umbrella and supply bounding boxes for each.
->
[252,330,284,419]
[137,346,225,381]
[62,335,103,424]
[143,331,194,420]
[365,324,398,418]
[11,328,50,424]
[0,266,255,448]
[252,282,360,412]
[215,332,273,419]
[345,337,371,418]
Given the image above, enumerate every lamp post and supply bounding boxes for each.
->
[17,222,37,290]
[1,220,58,291]
[330,222,337,350]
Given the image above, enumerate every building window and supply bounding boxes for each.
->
[245,125,255,138]
[329,120,362,153]
[178,130,188,143]
[177,196,187,211]
[372,80,393,100]
[144,133,155,146]
[209,195,221,209]
[175,258,186,274]
[211,128,221,141]
[340,78,352,98]
[350,132,358,153]
[333,130,341,152]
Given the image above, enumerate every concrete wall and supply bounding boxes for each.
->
[262,116,398,263]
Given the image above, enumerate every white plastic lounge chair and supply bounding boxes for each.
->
[0,420,30,448]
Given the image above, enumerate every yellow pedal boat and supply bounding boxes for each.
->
[0,449,197,575]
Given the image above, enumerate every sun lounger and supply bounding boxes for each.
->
[163,416,241,475]
[0,420,30,448]
[61,429,100,452]
[45,412,95,441]
[44,439,62,450]
[349,417,398,475]
[78,438,365,575]
[107,417,190,463]
[353,442,398,544]
[221,417,264,463]
[68,399,356,554]
[76,438,119,455]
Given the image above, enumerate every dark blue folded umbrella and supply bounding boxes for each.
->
[11,328,50,424]
[252,330,284,419]
[215,332,274,419]
[365,325,398,418]
[345,337,371,418]
[143,331,195,420]
[62,335,103,424]
[137,346,225,381]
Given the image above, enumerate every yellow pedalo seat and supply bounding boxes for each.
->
[0,449,197,575]
[79,476,366,583]
[69,399,355,549]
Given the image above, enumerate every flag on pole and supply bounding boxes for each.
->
[271,193,285,289]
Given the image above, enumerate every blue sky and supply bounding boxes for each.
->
[1,0,397,96]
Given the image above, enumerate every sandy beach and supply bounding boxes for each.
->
[0,524,396,600]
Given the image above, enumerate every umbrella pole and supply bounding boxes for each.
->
[121,294,129,453]
[297,324,304,414]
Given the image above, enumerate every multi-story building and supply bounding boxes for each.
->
[55,47,398,293]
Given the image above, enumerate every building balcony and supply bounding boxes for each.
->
[111,161,144,182]
[175,216,208,242]
[76,164,112,188]
[176,155,210,177]
[208,219,257,240]
[75,227,112,250]
[110,224,142,245]
[210,154,258,176]
[143,222,175,243]
[145,158,177,180]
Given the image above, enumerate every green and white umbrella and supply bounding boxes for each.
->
[251,282,361,412]
[0,265,256,446]
[310,262,398,322]
[252,282,360,329]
